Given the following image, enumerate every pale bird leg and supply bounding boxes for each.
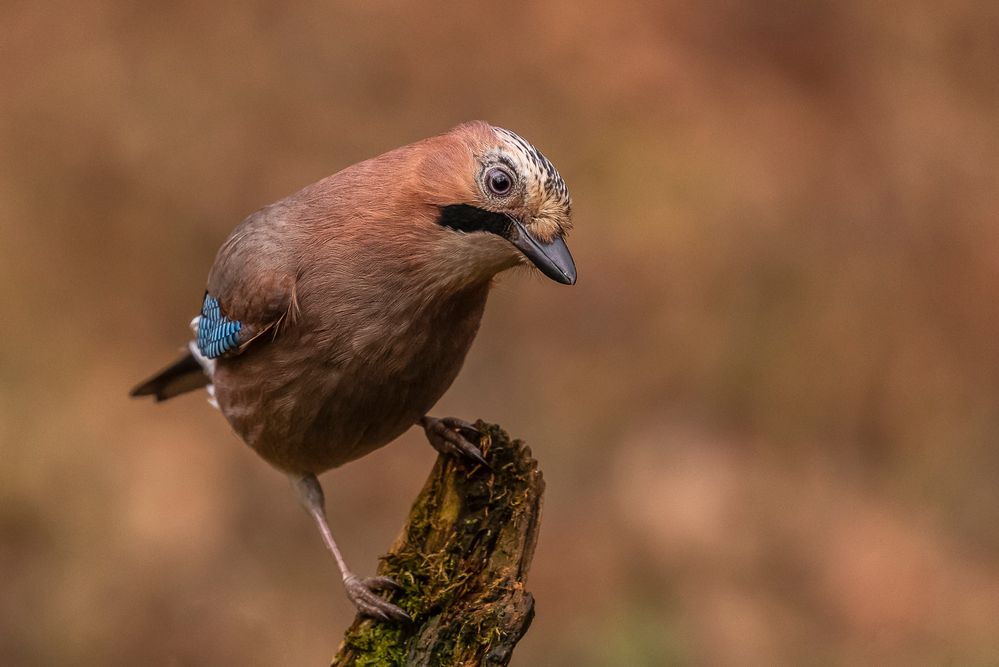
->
[290,474,410,622]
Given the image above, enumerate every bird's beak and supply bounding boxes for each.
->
[505,216,577,285]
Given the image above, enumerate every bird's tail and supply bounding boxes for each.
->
[130,352,209,401]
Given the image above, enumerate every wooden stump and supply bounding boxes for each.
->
[332,421,545,666]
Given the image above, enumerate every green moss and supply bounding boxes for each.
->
[339,622,407,667]
[333,422,540,666]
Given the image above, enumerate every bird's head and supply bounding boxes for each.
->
[420,121,577,286]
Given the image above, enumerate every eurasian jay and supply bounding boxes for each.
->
[131,121,575,621]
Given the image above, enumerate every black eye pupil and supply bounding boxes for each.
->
[488,169,511,195]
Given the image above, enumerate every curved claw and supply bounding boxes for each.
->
[421,416,491,469]
[439,416,481,438]
[343,574,411,623]
[364,575,404,592]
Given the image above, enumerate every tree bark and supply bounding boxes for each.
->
[331,421,544,667]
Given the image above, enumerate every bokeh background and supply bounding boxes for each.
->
[3,1,999,664]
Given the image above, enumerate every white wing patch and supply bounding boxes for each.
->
[189,316,219,410]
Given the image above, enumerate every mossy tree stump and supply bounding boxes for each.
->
[332,422,544,666]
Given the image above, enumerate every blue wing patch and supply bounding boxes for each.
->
[197,294,242,359]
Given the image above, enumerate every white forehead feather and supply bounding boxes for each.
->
[492,127,571,211]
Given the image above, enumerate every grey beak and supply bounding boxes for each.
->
[506,216,577,285]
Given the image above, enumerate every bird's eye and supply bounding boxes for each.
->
[485,167,513,196]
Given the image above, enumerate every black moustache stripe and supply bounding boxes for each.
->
[437,204,513,239]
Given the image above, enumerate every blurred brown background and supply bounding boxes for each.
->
[3,1,999,664]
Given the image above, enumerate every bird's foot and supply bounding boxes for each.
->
[421,416,490,469]
[343,574,411,622]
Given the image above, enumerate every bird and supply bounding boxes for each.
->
[130,121,575,622]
